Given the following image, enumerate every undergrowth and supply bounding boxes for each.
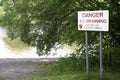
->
[49,54,86,75]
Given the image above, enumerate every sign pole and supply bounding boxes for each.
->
[100,31,103,80]
[85,31,89,75]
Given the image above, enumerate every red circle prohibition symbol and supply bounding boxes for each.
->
[78,24,83,29]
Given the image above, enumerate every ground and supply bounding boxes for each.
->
[0,58,57,80]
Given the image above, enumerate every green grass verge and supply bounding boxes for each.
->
[21,74,89,80]
[0,77,5,80]
[21,72,120,80]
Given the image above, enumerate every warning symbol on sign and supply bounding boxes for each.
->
[78,24,83,29]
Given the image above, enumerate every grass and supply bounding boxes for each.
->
[21,72,120,80]
[103,72,120,80]
[0,77,5,80]
[21,74,88,80]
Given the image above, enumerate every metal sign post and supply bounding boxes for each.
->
[85,31,89,75]
[100,31,103,80]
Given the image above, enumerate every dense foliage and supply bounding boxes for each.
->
[0,0,120,71]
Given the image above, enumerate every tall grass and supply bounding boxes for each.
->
[48,54,86,75]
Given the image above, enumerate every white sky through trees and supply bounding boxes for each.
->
[0,27,73,58]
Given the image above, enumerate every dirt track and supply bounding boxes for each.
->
[0,58,57,80]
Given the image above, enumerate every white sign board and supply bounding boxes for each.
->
[78,10,109,31]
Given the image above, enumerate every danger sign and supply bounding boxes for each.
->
[78,10,109,31]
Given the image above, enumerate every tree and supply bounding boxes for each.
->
[0,0,3,6]
[1,0,120,56]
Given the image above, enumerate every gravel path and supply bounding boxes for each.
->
[0,58,58,80]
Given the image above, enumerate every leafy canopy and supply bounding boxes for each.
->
[1,0,120,55]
